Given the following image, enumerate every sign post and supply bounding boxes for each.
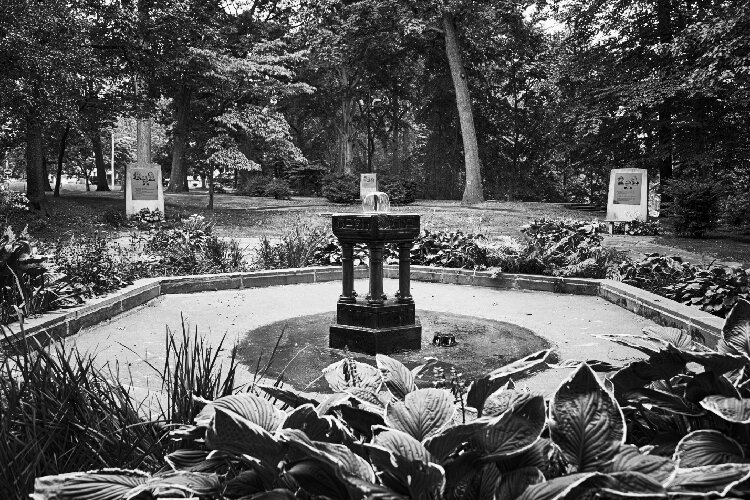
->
[360,173,377,200]
[605,168,648,234]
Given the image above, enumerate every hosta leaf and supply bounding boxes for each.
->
[676,349,747,375]
[371,426,434,463]
[494,466,545,500]
[610,349,686,394]
[280,428,376,483]
[365,444,445,500]
[717,299,750,358]
[33,470,148,500]
[282,403,355,445]
[344,386,391,407]
[423,419,486,462]
[700,395,750,423]
[195,393,285,433]
[471,395,546,459]
[246,489,298,499]
[516,472,595,500]
[593,334,662,356]
[483,386,539,418]
[258,384,321,409]
[222,470,266,497]
[205,407,284,465]
[376,354,416,400]
[673,430,746,467]
[125,471,221,499]
[466,349,553,416]
[333,396,386,438]
[597,471,667,498]
[550,362,625,472]
[283,459,351,500]
[623,388,704,416]
[606,445,676,484]
[642,326,693,349]
[666,464,750,496]
[464,463,500,500]
[163,449,228,473]
[385,388,455,441]
[323,358,383,393]
[684,371,740,403]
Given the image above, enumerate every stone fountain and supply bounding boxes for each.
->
[329,192,422,354]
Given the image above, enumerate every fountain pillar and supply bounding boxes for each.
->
[329,213,422,354]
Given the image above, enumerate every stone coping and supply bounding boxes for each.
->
[3,265,724,349]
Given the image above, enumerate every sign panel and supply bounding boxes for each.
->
[605,168,648,222]
[131,168,159,200]
[613,172,642,205]
[360,173,377,200]
[125,162,164,216]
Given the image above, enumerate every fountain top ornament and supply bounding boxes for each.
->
[362,191,390,213]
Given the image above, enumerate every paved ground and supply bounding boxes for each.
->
[67,278,658,407]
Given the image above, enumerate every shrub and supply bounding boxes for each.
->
[145,215,246,275]
[253,219,328,269]
[321,172,359,203]
[1,227,84,326]
[52,233,140,297]
[102,207,129,229]
[238,175,269,197]
[31,299,750,500]
[130,208,165,230]
[379,176,418,205]
[263,178,292,200]
[664,177,724,237]
[723,190,750,232]
[611,218,661,236]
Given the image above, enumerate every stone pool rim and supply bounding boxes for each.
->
[3,265,724,349]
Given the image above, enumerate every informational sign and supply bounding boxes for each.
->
[125,162,164,216]
[606,168,648,222]
[131,168,159,200]
[613,172,642,205]
[360,173,377,200]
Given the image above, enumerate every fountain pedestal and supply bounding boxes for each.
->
[329,213,421,354]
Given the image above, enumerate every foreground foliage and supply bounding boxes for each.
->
[30,300,750,499]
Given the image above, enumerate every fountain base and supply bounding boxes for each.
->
[330,298,422,354]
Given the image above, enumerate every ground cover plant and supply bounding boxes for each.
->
[28,299,750,499]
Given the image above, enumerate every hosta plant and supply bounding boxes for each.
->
[32,299,750,499]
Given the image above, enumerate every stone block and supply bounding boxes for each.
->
[329,320,422,355]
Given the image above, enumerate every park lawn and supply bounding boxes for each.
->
[6,187,750,267]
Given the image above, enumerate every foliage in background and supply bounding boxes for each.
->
[664,177,725,237]
[253,220,328,270]
[1,226,84,326]
[618,254,750,318]
[321,172,360,204]
[30,300,750,500]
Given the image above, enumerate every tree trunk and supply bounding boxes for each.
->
[25,116,47,211]
[207,169,214,210]
[54,124,70,197]
[338,67,356,174]
[168,85,192,192]
[92,127,110,191]
[136,117,152,164]
[656,0,673,206]
[442,12,483,205]
[42,156,53,191]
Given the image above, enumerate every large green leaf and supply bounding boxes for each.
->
[717,299,750,358]
[246,489,298,499]
[222,470,266,497]
[258,384,321,409]
[124,471,222,499]
[376,354,416,400]
[385,388,455,441]
[483,385,541,418]
[516,472,595,500]
[163,449,228,473]
[606,445,676,484]
[283,459,352,500]
[365,444,445,499]
[642,326,694,349]
[33,470,148,500]
[623,388,704,416]
[282,403,355,445]
[331,395,386,439]
[195,393,285,433]
[700,395,750,423]
[371,426,434,463]
[610,349,686,394]
[494,466,545,500]
[673,430,746,467]
[675,349,747,375]
[463,463,500,500]
[550,362,625,472]
[684,371,741,403]
[471,395,546,460]
[423,419,486,462]
[205,407,284,465]
[517,471,665,500]
[666,464,750,496]
[466,349,554,416]
[323,358,383,393]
